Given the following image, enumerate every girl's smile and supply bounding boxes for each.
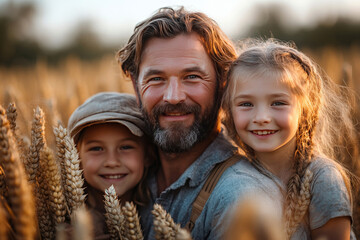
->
[231,71,301,162]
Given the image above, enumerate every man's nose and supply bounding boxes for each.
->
[163,78,186,104]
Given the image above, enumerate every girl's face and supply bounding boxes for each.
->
[79,123,145,200]
[231,71,301,159]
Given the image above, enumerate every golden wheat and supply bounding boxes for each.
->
[59,125,86,215]
[0,105,36,240]
[40,146,67,224]
[5,103,30,165]
[0,167,7,198]
[26,107,46,183]
[122,201,143,240]
[152,203,191,240]
[104,185,124,239]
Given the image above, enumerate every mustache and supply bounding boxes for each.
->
[152,102,201,118]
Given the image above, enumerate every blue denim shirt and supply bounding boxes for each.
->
[139,132,283,240]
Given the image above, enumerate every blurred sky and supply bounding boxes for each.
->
[4,0,360,49]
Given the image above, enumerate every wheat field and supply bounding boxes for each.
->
[0,47,360,238]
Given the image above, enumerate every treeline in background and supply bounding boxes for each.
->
[0,0,360,238]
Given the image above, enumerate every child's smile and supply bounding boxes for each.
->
[79,123,145,200]
[231,71,301,159]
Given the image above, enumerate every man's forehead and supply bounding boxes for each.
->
[140,33,205,59]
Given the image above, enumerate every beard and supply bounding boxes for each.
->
[141,101,219,153]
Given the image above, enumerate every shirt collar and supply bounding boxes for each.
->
[167,131,238,190]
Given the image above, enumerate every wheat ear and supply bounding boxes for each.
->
[53,124,67,190]
[5,103,17,135]
[61,127,86,214]
[152,203,188,240]
[40,146,67,224]
[6,103,30,165]
[35,180,55,240]
[122,201,143,240]
[104,185,124,240]
[26,107,46,183]
[286,168,313,238]
[0,105,36,240]
[0,166,7,198]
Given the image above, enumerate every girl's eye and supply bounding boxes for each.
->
[239,102,253,107]
[89,146,103,152]
[272,101,287,106]
[120,145,135,150]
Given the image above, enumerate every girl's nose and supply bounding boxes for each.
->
[103,152,121,167]
[163,78,186,105]
[253,108,271,124]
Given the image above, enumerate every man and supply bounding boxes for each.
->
[117,7,282,239]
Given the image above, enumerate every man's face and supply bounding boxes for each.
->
[136,33,219,153]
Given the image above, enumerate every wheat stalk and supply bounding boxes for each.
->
[61,127,86,215]
[26,107,46,183]
[104,185,124,240]
[0,166,7,198]
[40,146,67,224]
[5,103,17,134]
[122,201,143,240]
[53,124,68,195]
[5,102,30,167]
[0,105,36,240]
[152,203,189,240]
[35,181,55,240]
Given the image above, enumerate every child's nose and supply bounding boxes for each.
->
[104,152,121,167]
[253,108,271,124]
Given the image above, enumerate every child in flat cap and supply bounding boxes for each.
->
[68,92,155,239]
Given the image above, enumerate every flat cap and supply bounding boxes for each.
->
[68,92,145,142]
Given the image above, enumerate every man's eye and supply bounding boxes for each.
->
[186,75,200,80]
[149,77,162,82]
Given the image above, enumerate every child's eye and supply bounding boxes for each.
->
[239,102,253,107]
[120,145,135,150]
[89,146,103,151]
[272,101,287,106]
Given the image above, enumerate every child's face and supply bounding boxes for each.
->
[79,123,145,200]
[231,73,301,158]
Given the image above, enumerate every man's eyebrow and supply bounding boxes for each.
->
[142,69,164,79]
[142,66,208,79]
[182,66,205,73]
